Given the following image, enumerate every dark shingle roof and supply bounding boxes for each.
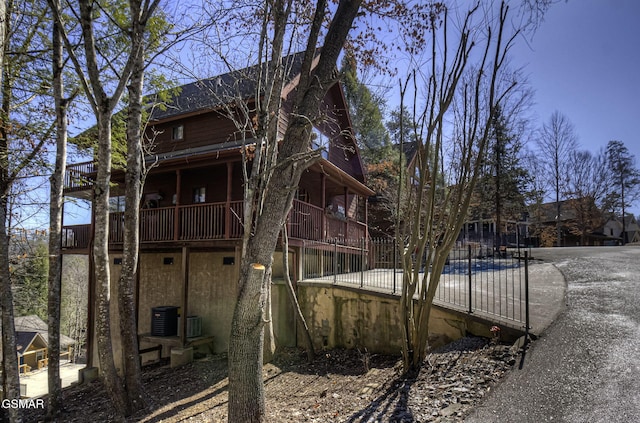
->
[16,331,39,354]
[150,51,309,121]
[15,315,48,332]
[14,315,76,349]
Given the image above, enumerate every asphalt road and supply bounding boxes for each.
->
[465,246,640,423]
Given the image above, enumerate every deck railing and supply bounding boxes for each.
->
[288,200,324,240]
[61,199,363,249]
[64,161,96,192]
[179,203,226,240]
[141,207,175,241]
[62,225,91,249]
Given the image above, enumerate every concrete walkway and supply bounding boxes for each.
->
[515,260,566,335]
[19,361,84,398]
[303,257,567,336]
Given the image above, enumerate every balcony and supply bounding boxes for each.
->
[64,161,97,196]
[62,199,366,250]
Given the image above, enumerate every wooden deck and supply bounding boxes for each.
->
[62,199,366,250]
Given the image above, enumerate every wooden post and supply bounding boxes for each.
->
[321,174,326,240]
[225,162,233,239]
[344,187,349,241]
[86,201,96,368]
[180,246,190,346]
[174,169,181,241]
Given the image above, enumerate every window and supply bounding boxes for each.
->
[193,187,206,203]
[109,196,126,212]
[172,124,184,141]
[311,127,329,159]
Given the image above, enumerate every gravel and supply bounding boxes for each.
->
[21,336,522,422]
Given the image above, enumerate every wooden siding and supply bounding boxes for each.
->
[150,110,248,155]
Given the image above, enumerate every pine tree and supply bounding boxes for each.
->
[606,140,640,244]
[13,242,49,320]
[340,53,390,164]
[470,107,530,247]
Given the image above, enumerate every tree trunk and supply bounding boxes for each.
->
[93,114,129,414]
[227,2,363,420]
[117,25,146,413]
[0,0,21,416]
[1,202,21,423]
[228,263,268,423]
[47,4,67,416]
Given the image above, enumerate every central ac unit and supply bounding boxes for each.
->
[177,315,202,338]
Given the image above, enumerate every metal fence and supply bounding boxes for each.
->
[301,238,530,327]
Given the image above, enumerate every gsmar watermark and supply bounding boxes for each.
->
[1,398,46,409]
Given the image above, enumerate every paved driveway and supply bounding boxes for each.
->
[465,246,640,423]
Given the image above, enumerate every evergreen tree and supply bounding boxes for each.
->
[606,140,640,244]
[340,53,390,164]
[12,242,49,320]
[470,107,529,246]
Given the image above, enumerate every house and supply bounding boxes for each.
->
[61,54,375,369]
[602,214,640,245]
[526,199,616,247]
[459,218,530,249]
[13,315,76,373]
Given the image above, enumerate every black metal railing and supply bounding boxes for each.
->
[301,238,531,326]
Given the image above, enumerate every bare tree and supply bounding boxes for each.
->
[1,1,53,421]
[536,111,578,246]
[565,148,608,245]
[193,1,369,420]
[394,2,524,371]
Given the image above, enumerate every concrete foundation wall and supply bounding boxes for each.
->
[138,253,184,334]
[88,248,511,373]
[96,250,241,370]
[297,283,508,355]
[185,252,238,352]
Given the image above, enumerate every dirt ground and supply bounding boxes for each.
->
[23,336,521,423]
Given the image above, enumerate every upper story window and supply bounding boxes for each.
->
[311,127,329,160]
[172,124,184,141]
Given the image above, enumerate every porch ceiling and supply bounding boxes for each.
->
[307,160,375,197]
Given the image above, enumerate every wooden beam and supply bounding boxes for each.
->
[344,187,349,240]
[180,246,190,346]
[321,174,326,239]
[174,169,181,241]
[225,162,233,239]
[86,203,96,368]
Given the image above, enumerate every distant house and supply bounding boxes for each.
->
[527,199,613,247]
[602,215,640,245]
[14,315,76,374]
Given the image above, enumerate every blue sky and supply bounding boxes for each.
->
[511,0,640,212]
[63,0,640,225]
